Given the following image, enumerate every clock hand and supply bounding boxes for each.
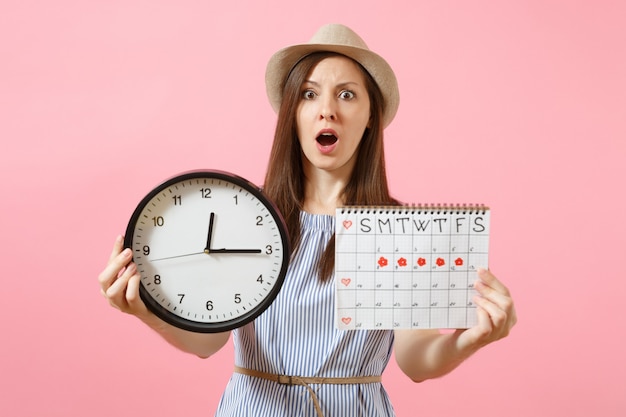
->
[204,212,215,254]
[150,248,261,261]
[204,212,261,254]
[210,248,263,254]
[150,252,206,262]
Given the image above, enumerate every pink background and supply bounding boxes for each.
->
[1,1,624,416]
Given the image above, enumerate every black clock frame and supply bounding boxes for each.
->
[124,169,290,333]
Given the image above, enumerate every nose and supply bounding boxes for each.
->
[319,96,337,121]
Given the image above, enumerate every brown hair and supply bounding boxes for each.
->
[263,52,398,281]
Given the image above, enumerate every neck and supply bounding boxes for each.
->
[301,162,351,215]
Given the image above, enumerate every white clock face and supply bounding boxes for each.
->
[125,171,289,333]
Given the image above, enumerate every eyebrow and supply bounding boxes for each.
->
[303,80,361,89]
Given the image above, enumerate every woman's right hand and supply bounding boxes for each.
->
[97,235,231,358]
[98,235,150,319]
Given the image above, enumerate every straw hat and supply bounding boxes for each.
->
[265,23,400,128]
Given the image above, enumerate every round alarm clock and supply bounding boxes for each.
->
[124,170,290,333]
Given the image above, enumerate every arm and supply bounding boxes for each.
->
[394,268,516,382]
[98,235,230,358]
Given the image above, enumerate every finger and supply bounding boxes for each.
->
[473,294,509,333]
[126,271,147,315]
[98,246,133,289]
[105,262,137,308]
[476,268,511,297]
[458,305,493,349]
[474,276,516,325]
[474,304,494,335]
[98,236,126,289]
[108,235,125,263]
[474,278,512,307]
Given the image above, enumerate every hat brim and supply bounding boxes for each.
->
[265,43,399,128]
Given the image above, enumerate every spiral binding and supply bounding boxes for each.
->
[338,203,489,215]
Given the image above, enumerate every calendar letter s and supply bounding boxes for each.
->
[360,217,372,233]
[472,216,485,233]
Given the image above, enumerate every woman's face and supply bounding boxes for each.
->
[296,55,371,177]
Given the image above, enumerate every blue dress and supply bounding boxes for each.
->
[215,212,396,416]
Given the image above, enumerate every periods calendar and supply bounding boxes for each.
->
[335,205,490,330]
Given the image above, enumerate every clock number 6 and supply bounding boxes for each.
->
[206,301,214,311]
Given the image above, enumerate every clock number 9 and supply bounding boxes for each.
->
[143,245,150,255]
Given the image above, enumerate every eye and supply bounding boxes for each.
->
[302,89,317,100]
[339,90,355,100]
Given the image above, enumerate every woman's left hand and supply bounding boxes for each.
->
[457,268,517,351]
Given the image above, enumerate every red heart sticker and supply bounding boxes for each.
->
[341,278,351,286]
[341,317,352,325]
[343,220,353,230]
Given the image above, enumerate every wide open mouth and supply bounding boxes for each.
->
[316,133,338,146]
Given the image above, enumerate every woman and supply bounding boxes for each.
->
[99,24,516,417]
